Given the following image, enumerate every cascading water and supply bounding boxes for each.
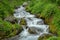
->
[14,5,49,40]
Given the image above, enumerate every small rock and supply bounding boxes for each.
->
[23,2,28,7]
[4,16,17,24]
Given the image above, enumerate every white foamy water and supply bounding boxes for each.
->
[14,5,49,40]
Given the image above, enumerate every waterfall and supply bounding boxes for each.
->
[14,5,49,40]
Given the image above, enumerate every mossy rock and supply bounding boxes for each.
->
[38,34,53,40]
[20,18,27,25]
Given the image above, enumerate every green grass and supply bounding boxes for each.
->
[26,0,60,40]
[0,0,25,39]
[0,0,27,19]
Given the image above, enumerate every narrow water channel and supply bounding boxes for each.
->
[13,5,49,40]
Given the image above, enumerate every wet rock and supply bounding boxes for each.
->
[28,28,37,34]
[28,27,43,34]
[38,34,53,40]
[4,16,17,24]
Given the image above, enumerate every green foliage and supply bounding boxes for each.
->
[47,36,60,40]
[0,0,60,39]
[0,19,12,32]
[0,19,22,38]
[52,8,60,28]
[27,0,60,38]
[0,0,26,19]
[0,0,27,39]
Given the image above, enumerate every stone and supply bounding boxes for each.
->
[23,2,28,7]
[28,27,43,34]
[28,28,37,34]
[4,16,17,24]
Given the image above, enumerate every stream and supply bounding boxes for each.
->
[12,4,49,40]
[6,2,49,40]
